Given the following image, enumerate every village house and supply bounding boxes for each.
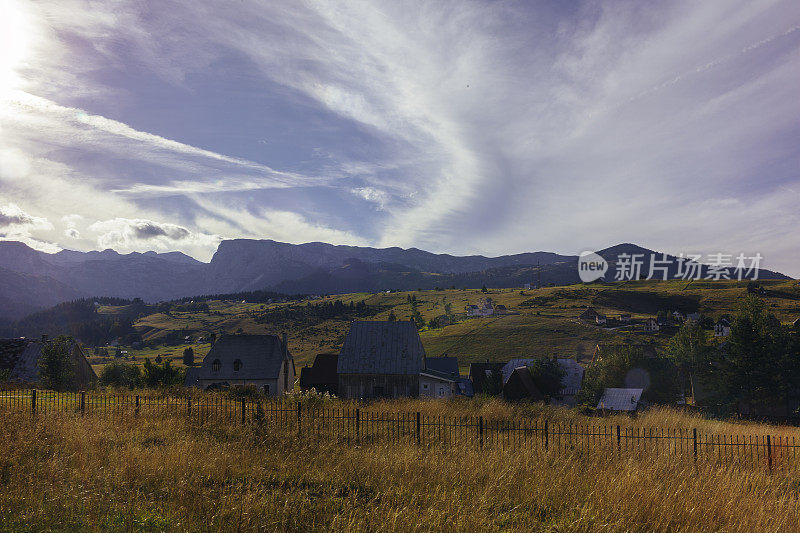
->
[187,333,295,394]
[554,358,584,406]
[0,336,96,389]
[298,353,338,395]
[499,357,584,404]
[466,298,495,317]
[337,321,426,399]
[714,319,732,337]
[644,318,660,333]
[595,314,607,325]
[672,311,685,321]
[619,314,632,323]
[686,312,701,322]
[579,307,600,321]
[597,388,644,412]
[420,356,460,398]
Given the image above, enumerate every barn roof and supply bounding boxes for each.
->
[196,334,290,381]
[299,353,338,389]
[338,321,425,375]
[597,388,644,411]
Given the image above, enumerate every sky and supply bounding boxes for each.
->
[0,0,798,275]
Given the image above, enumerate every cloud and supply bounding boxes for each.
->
[63,228,81,239]
[88,218,220,254]
[351,187,389,210]
[0,203,52,230]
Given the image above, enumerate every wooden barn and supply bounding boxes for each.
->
[0,336,96,390]
[299,353,338,395]
[337,321,425,399]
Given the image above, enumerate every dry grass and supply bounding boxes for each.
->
[1,406,799,532]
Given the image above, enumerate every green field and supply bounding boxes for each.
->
[88,279,800,373]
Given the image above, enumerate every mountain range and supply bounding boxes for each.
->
[0,239,790,319]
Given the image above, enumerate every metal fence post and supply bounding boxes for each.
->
[479,416,484,449]
[297,401,302,435]
[135,395,140,416]
[767,435,772,472]
[356,408,360,444]
[616,425,621,453]
[241,398,246,424]
[31,389,36,416]
[545,420,549,451]
[80,391,86,416]
[416,412,421,445]
[693,428,698,461]
[187,397,192,417]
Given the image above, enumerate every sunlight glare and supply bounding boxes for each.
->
[0,0,33,98]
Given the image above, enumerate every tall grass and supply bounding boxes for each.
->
[1,408,799,531]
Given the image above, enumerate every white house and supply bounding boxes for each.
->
[595,314,607,325]
[644,318,660,332]
[714,319,732,337]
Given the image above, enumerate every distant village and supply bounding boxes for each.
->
[2,284,800,419]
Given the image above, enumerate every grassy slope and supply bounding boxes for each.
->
[1,406,799,531]
[89,279,800,373]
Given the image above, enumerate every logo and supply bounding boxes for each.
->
[578,251,608,282]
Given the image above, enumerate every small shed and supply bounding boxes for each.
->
[298,353,338,395]
[597,388,644,412]
[468,361,503,394]
[503,367,543,402]
[419,368,457,398]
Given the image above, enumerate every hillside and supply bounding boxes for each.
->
[65,278,800,373]
[0,239,789,319]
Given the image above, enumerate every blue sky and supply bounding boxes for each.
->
[0,0,798,275]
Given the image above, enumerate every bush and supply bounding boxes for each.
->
[99,361,141,389]
[38,335,76,391]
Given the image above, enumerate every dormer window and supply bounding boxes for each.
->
[212,359,221,372]
[233,359,243,372]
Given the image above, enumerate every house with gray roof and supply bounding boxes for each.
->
[0,336,96,390]
[337,321,426,399]
[190,333,295,395]
[597,388,644,412]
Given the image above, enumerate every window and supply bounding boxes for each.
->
[233,359,243,372]
[423,383,429,390]
[212,359,221,372]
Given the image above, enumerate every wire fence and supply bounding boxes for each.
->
[1,389,798,471]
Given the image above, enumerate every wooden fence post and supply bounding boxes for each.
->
[241,398,246,424]
[416,412,421,445]
[767,435,772,472]
[693,428,698,461]
[80,391,86,416]
[479,416,484,449]
[31,389,36,416]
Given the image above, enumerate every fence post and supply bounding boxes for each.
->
[544,420,549,451]
[187,397,192,417]
[479,416,484,449]
[241,398,246,424]
[135,395,140,416]
[693,428,698,461]
[616,425,621,453]
[767,435,772,472]
[356,408,360,445]
[31,389,36,416]
[416,412,421,445]
[80,391,86,416]
[297,402,302,436]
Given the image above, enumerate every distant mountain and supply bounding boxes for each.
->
[0,239,791,319]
